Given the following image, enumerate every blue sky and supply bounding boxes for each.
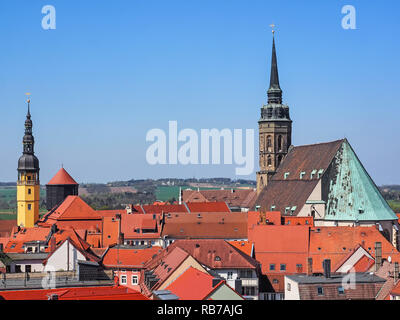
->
[0,0,399,184]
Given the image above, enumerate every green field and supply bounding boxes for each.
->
[389,200,400,213]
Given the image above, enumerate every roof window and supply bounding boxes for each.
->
[299,171,306,179]
[317,169,324,179]
[284,172,290,179]
[310,169,317,179]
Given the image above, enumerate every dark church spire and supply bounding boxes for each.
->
[267,32,283,104]
[18,97,39,173]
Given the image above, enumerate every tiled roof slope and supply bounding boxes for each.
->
[165,267,223,300]
[168,239,258,269]
[41,196,101,222]
[309,226,400,273]
[272,140,344,181]
[102,246,163,268]
[255,180,318,215]
[183,189,257,209]
[47,168,78,185]
[161,212,247,239]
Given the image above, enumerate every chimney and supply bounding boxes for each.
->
[307,257,313,276]
[179,187,182,205]
[119,232,125,245]
[375,242,382,272]
[322,259,331,278]
[194,244,200,258]
[50,236,56,253]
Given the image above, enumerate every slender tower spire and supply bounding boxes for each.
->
[267,30,282,104]
[17,95,40,228]
[256,26,292,195]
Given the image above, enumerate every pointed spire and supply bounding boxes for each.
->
[267,32,283,104]
[27,99,31,118]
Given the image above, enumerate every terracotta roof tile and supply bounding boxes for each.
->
[169,239,258,269]
[161,212,247,239]
[102,246,163,268]
[165,267,222,300]
[47,168,78,185]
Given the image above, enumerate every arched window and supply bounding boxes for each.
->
[277,135,282,151]
[267,135,272,151]
[267,155,272,166]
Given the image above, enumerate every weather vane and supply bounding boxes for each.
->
[270,23,276,35]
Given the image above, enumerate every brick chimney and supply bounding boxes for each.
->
[50,235,56,252]
[307,257,313,276]
[375,242,382,272]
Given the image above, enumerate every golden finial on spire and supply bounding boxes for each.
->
[269,23,276,35]
[25,92,31,104]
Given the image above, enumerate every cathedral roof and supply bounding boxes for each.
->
[47,168,78,185]
[255,139,397,222]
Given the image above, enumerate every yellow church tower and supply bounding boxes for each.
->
[17,98,40,228]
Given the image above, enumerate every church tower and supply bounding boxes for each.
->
[256,32,292,195]
[17,98,40,228]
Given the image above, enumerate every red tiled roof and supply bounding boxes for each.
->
[248,225,310,274]
[102,246,163,268]
[4,227,51,253]
[0,220,17,237]
[42,196,101,222]
[121,213,161,239]
[309,226,400,273]
[183,189,257,209]
[0,285,148,300]
[152,247,190,285]
[165,267,223,300]
[136,204,188,214]
[47,168,78,185]
[169,239,258,269]
[161,212,247,239]
[186,202,231,213]
[227,241,254,257]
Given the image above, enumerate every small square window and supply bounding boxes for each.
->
[287,283,291,291]
[338,286,345,295]
[120,275,127,285]
[227,271,233,280]
[28,204,32,210]
[269,264,276,271]
[132,275,138,285]
[280,264,286,271]
[317,287,324,295]
[28,189,31,195]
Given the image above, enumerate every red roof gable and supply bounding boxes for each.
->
[42,196,101,222]
[47,168,78,185]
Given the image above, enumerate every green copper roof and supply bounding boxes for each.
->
[325,140,397,221]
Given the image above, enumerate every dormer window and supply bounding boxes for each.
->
[310,169,317,179]
[299,171,306,179]
[317,169,324,179]
[284,172,290,179]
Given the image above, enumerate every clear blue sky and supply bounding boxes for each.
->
[0,0,399,184]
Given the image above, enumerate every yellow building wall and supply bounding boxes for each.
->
[17,172,40,228]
